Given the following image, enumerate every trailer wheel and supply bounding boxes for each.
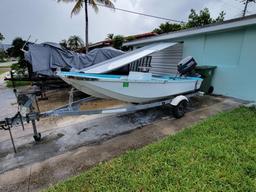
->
[208,86,214,94]
[172,100,188,119]
[33,133,41,142]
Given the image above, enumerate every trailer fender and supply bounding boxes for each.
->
[170,95,189,106]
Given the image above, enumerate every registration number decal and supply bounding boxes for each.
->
[123,82,129,88]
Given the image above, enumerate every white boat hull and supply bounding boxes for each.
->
[60,72,203,103]
[61,77,110,99]
[80,79,202,103]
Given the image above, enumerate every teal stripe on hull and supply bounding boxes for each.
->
[58,72,202,82]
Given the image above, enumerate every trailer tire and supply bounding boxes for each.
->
[208,86,214,94]
[172,100,188,119]
[33,133,41,142]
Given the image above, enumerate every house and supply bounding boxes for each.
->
[78,32,158,52]
[123,14,256,102]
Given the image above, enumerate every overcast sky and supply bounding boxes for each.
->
[1,0,256,44]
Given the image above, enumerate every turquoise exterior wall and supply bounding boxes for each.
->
[181,26,256,101]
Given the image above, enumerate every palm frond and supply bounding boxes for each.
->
[57,0,77,4]
[71,0,84,16]
[88,0,115,12]
[103,0,115,11]
[58,0,116,15]
[89,0,99,12]
[99,0,115,8]
[57,0,83,16]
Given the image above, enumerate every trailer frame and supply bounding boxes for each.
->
[0,90,203,153]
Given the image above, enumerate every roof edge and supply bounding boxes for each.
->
[124,14,256,46]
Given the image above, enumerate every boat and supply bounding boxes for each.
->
[59,71,203,103]
[58,42,203,103]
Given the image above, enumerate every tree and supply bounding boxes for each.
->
[0,33,4,42]
[106,33,114,40]
[112,35,124,49]
[153,8,225,35]
[60,39,68,49]
[240,0,256,17]
[0,52,7,62]
[67,35,84,50]
[8,37,25,58]
[0,33,6,61]
[126,35,136,42]
[7,37,28,75]
[215,11,226,22]
[186,8,225,28]
[153,22,183,34]
[58,0,115,53]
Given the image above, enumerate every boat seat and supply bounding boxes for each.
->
[128,71,152,81]
[129,56,152,73]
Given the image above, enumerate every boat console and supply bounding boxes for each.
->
[127,71,152,81]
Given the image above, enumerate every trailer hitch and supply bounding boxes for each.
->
[0,111,42,154]
[0,112,25,153]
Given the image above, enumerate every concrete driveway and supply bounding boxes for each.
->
[0,90,243,192]
[0,72,18,120]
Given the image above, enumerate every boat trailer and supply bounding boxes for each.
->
[0,89,203,153]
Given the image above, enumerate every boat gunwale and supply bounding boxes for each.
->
[59,72,202,84]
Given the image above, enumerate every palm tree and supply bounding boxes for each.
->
[58,0,115,53]
[67,35,84,50]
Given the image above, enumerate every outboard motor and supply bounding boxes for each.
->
[177,56,197,76]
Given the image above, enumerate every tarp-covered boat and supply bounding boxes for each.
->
[24,43,124,76]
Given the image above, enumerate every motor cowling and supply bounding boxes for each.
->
[177,56,197,76]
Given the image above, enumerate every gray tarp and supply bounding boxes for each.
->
[24,42,124,76]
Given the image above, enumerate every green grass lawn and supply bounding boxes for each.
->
[0,67,31,87]
[0,69,8,75]
[46,107,256,192]
[5,80,31,88]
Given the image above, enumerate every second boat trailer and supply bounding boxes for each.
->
[0,89,203,153]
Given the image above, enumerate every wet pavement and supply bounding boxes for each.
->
[0,72,18,119]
